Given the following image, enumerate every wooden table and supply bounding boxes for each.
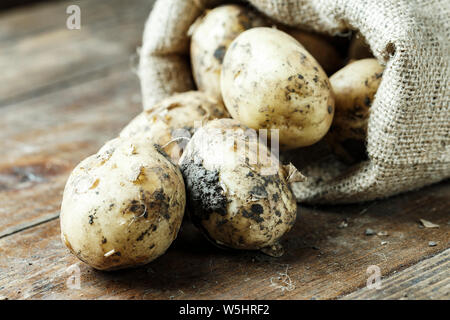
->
[0,0,448,300]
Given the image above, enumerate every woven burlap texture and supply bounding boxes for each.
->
[138,0,450,204]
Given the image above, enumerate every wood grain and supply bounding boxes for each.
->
[0,0,448,300]
[0,0,54,12]
[0,0,153,238]
[342,249,449,300]
[0,0,154,107]
[0,65,141,238]
[0,181,448,299]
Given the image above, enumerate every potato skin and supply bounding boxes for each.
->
[286,28,344,75]
[327,58,384,163]
[221,27,335,150]
[120,91,229,163]
[60,136,186,271]
[179,119,298,254]
[189,5,268,100]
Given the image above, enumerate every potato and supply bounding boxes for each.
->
[286,28,343,75]
[221,27,335,150]
[120,91,229,163]
[189,4,268,100]
[179,119,303,257]
[326,58,384,163]
[60,136,186,270]
[348,33,373,61]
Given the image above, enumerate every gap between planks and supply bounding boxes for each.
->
[0,212,59,239]
[0,60,131,108]
[0,182,449,299]
[0,64,142,238]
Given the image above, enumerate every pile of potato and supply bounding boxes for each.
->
[60,4,384,270]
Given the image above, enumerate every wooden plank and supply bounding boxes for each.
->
[0,0,153,236]
[0,0,154,107]
[0,65,141,238]
[0,0,66,42]
[0,181,448,299]
[0,0,54,12]
[0,0,448,301]
[341,249,449,300]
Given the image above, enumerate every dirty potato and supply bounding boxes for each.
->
[221,27,335,150]
[120,91,229,163]
[179,119,303,257]
[60,136,186,271]
[286,28,343,75]
[327,58,384,163]
[189,4,268,100]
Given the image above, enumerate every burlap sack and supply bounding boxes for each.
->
[138,0,450,204]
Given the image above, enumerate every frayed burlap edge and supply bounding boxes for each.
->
[138,0,450,204]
